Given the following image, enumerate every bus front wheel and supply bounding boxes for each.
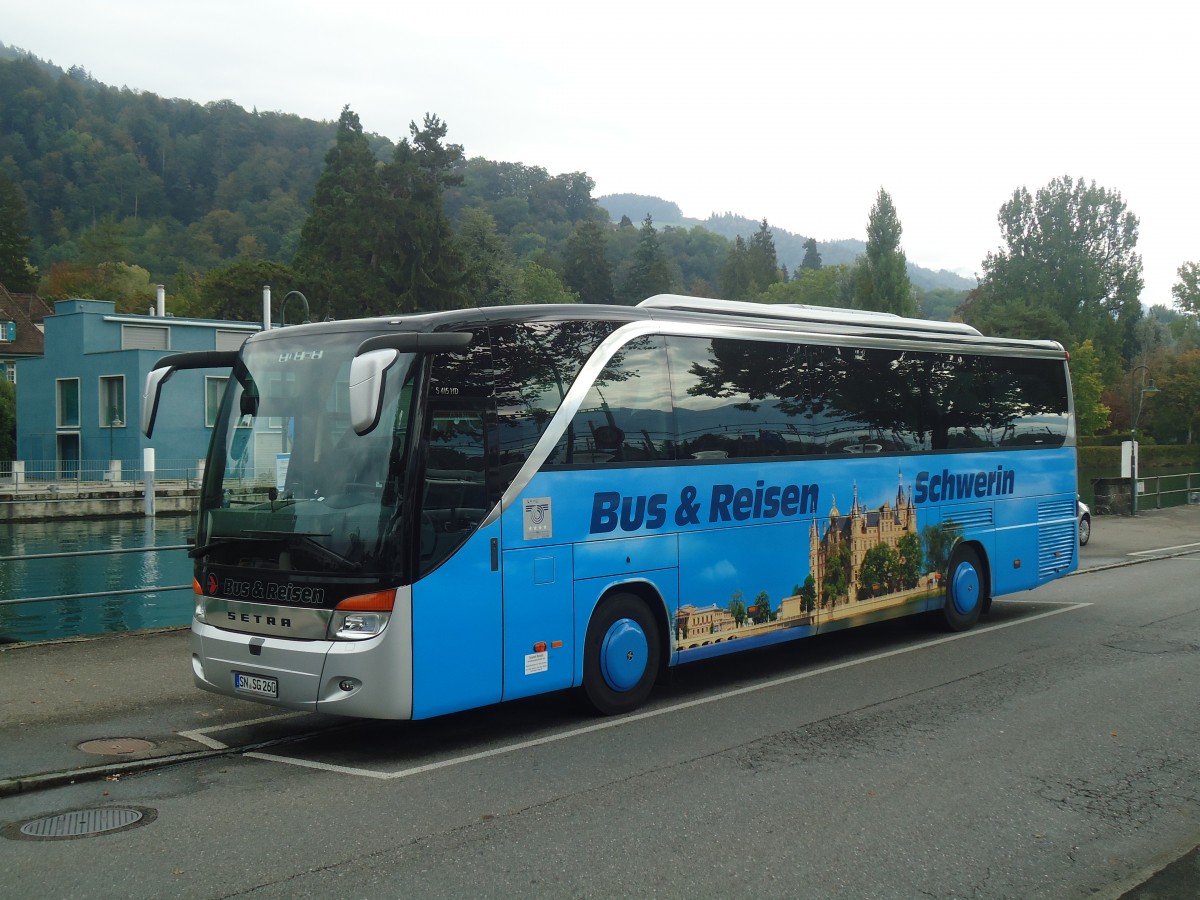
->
[582,593,661,716]
[942,545,987,632]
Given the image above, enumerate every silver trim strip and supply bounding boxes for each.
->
[638,294,983,336]
[201,596,333,640]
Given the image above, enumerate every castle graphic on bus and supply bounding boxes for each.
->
[675,473,957,655]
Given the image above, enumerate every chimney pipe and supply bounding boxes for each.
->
[156,284,165,317]
[263,285,272,330]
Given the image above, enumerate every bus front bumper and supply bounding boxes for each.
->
[190,593,414,720]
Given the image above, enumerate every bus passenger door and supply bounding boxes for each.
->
[409,407,504,719]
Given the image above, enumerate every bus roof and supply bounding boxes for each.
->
[637,294,983,337]
[248,296,1064,356]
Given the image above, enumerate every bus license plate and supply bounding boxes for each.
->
[234,672,278,697]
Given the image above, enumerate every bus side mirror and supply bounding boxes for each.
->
[140,350,241,438]
[350,331,473,435]
[141,365,175,438]
[349,349,400,436]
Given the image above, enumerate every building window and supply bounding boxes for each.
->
[57,378,81,428]
[216,330,251,352]
[99,375,126,428]
[205,376,227,428]
[121,324,170,351]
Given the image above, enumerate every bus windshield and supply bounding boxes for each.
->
[196,331,418,579]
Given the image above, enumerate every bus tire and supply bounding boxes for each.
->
[581,592,661,716]
[942,545,986,632]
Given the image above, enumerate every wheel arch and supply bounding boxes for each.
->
[942,539,992,629]
[955,537,992,600]
[577,577,673,687]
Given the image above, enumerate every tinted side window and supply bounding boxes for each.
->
[991,356,1070,447]
[806,345,933,454]
[492,320,621,474]
[670,338,1069,458]
[558,336,673,464]
[669,336,812,459]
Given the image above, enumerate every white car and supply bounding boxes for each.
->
[1078,498,1092,546]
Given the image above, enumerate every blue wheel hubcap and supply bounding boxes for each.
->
[951,562,980,615]
[600,617,648,692]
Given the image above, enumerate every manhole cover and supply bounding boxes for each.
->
[78,738,156,755]
[3,806,156,841]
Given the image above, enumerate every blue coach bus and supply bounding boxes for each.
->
[142,296,1078,719]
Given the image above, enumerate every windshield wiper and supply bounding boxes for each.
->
[256,530,362,572]
[188,535,270,559]
[190,532,360,572]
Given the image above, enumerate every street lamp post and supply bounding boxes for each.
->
[1128,365,1159,516]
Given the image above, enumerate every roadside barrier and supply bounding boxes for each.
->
[0,544,191,609]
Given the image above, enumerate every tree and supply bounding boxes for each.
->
[859,543,901,600]
[78,215,132,266]
[293,109,469,317]
[800,237,822,271]
[897,532,923,589]
[197,258,299,320]
[1068,339,1111,436]
[822,539,852,605]
[921,522,961,582]
[292,106,389,319]
[750,590,774,624]
[456,208,520,307]
[852,188,916,316]
[799,575,817,615]
[747,218,782,293]
[964,175,1143,375]
[728,590,747,627]
[718,235,753,300]
[0,172,36,291]
[920,287,969,322]
[562,218,613,304]
[616,215,675,304]
[1148,349,1200,443]
[761,265,853,308]
[38,260,157,312]
[378,113,470,312]
[518,261,578,305]
[1172,261,1200,318]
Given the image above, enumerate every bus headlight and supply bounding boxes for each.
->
[331,611,390,640]
[193,578,206,623]
[328,589,396,641]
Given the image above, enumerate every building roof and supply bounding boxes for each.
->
[0,281,52,359]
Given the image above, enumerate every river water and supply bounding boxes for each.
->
[0,516,196,644]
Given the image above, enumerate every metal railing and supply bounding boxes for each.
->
[0,544,192,609]
[1136,472,1199,510]
[0,458,206,490]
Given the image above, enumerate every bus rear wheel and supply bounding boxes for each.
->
[942,545,987,631]
[582,593,661,716]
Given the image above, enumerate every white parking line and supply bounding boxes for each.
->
[178,711,309,750]
[243,601,1091,780]
[1128,542,1200,556]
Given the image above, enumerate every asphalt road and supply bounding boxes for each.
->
[1,508,1198,898]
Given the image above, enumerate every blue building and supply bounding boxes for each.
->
[16,299,262,480]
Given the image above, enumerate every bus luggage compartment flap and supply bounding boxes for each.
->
[573,534,679,581]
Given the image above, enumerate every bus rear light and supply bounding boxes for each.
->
[533,641,547,653]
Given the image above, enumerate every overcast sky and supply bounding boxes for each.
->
[5,1,1196,306]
